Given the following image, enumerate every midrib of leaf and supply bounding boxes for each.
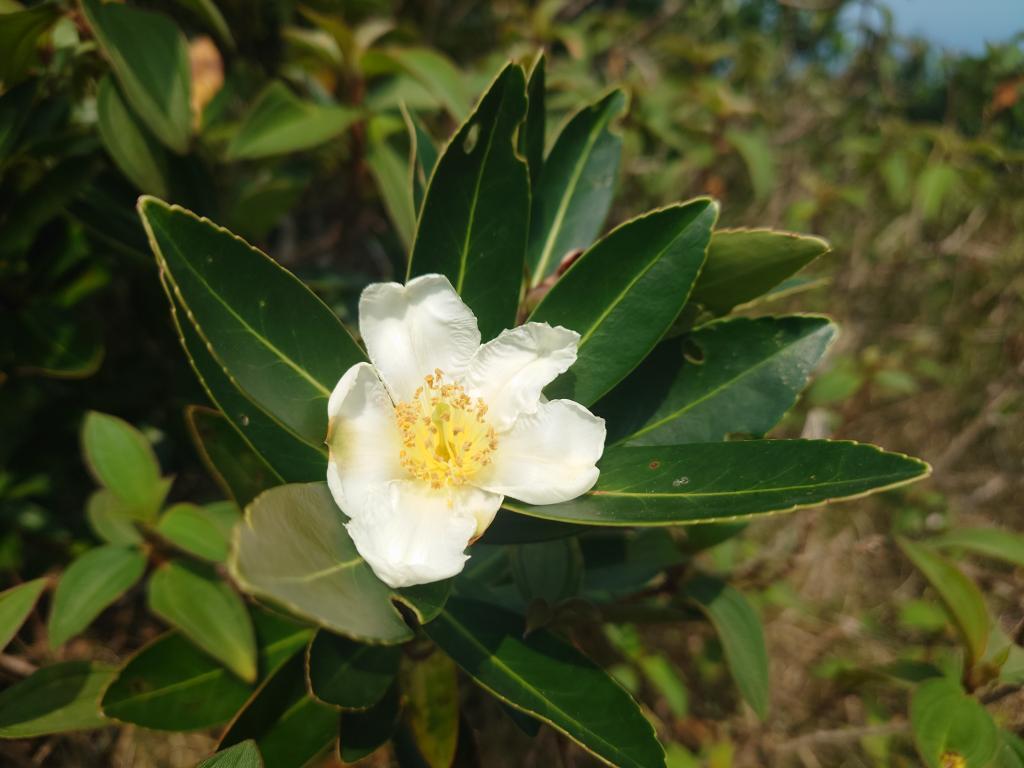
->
[150,216,331,398]
[317,643,374,691]
[59,553,140,636]
[437,611,644,768]
[532,110,610,284]
[262,556,363,584]
[617,323,828,444]
[591,471,916,499]
[455,111,501,293]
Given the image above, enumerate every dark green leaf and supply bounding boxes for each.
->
[338,684,400,763]
[408,63,529,341]
[0,79,38,168]
[898,538,991,668]
[307,632,400,709]
[504,440,930,525]
[682,576,769,719]
[910,678,998,768]
[102,609,311,731]
[690,229,830,315]
[156,502,234,562]
[81,410,169,520]
[226,82,358,160]
[171,0,234,50]
[480,514,590,545]
[0,661,115,738]
[519,52,545,198]
[220,654,338,768]
[96,75,171,197]
[533,199,717,406]
[82,0,191,153]
[0,578,47,651]
[48,545,146,648]
[527,90,626,284]
[148,560,257,683]
[405,107,438,212]
[185,406,280,507]
[141,197,364,446]
[930,528,1024,569]
[597,315,836,446]
[581,530,682,600]
[426,597,665,768]
[0,4,59,87]
[403,651,459,768]
[511,538,583,605]
[230,482,413,644]
[197,740,264,768]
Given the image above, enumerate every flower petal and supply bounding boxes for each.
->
[358,274,481,402]
[465,322,580,431]
[346,482,502,588]
[326,362,404,515]
[477,399,606,505]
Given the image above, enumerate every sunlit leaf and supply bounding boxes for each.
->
[0,578,47,651]
[0,661,115,738]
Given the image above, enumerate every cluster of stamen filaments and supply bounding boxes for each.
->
[395,369,497,489]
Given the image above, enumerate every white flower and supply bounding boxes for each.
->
[326,274,606,588]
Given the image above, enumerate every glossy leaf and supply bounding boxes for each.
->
[96,75,170,197]
[898,538,991,667]
[519,53,546,197]
[682,576,769,719]
[185,406,281,507]
[930,528,1024,569]
[85,489,143,546]
[48,545,146,648]
[307,631,400,709]
[403,651,459,768]
[426,597,665,768]
[167,281,326,484]
[511,538,583,605]
[82,0,191,153]
[227,82,358,160]
[338,684,400,763]
[156,502,235,562]
[690,229,830,315]
[598,315,837,446]
[533,199,717,406]
[910,678,999,768]
[0,4,59,87]
[527,90,626,284]
[503,440,930,526]
[141,197,365,446]
[197,740,264,768]
[148,560,257,683]
[220,654,338,768]
[408,64,529,341]
[230,482,413,643]
[81,410,168,520]
[0,661,115,738]
[0,578,47,651]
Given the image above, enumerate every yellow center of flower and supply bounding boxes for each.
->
[395,369,497,489]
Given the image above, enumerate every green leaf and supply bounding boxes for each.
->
[480,514,590,545]
[930,528,1024,569]
[140,197,365,447]
[370,47,470,119]
[725,129,775,202]
[7,304,105,379]
[0,79,38,168]
[408,63,529,341]
[405,106,438,212]
[102,609,311,731]
[219,654,338,768]
[197,740,264,768]
[166,279,326,484]
[338,684,400,763]
[690,229,830,315]
[156,502,235,563]
[426,597,665,768]
[532,199,717,406]
[307,632,400,709]
[96,75,171,197]
[0,661,115,738]
[171,0,234,50]
[597,315,837,446]
[0,578,47,651]
[403,651,459,768]
[82,0,191,153]
[148,560,257,683]
[81,410,168,520]
[682,576,769,719]
[910,678,998,768]
[519,52,545,198]
[0,4,59,87]
[226,82,358,160]
[898,538,991,668]
[511,538,583,605]
[503,440,930,526]
[366,124,416,250]
[527,90,626,285]
[581,530,682,601]
[48,545,146,648]
[85,489,143,546]
[185,406,280,507]
[230,482,413,644]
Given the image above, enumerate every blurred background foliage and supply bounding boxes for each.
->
[0,0,1022,765]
